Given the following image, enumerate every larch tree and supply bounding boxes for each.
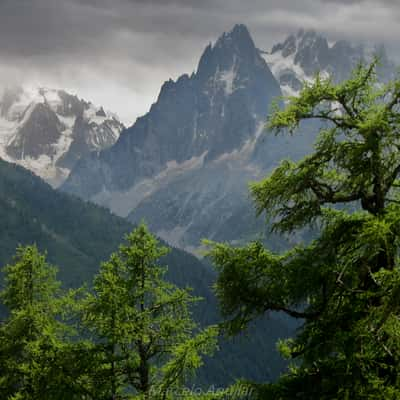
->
[207,61,400,399]
[83,224,217,400]
[0,245,81,399]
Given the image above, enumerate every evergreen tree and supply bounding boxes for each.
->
[207,61,400,399]
[83,224,217,399]
[0,245,80,399]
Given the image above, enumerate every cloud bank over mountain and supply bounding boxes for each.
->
[0,0,398,124]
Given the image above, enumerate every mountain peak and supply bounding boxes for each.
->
[271,28,328,58]
[196,24,263,83]
[220,24,252,42]
[231,23,250,35]
[63,24,281,199]
[0,85,124,187]
[264,28,396,99]
[214,24,255,53]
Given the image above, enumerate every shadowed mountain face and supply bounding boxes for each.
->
[62,24,281,198]
[0,87,124,187]
[7,102,64,160]
[62,25,397,252]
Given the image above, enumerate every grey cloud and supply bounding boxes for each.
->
[322,0,397,2]
[75,0,217,7]
[0,0,398,124]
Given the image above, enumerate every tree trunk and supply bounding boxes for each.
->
[138,342,149,398]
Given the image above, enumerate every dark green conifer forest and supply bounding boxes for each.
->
[0,225,218,399]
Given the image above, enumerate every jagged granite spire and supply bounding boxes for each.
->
[197,24,260,80]
[62,24,281,200]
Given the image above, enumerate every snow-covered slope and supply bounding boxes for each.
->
[0,86,124,186]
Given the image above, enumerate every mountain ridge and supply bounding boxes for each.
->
[263,28,395,97]
[62,25,397,252]
[61,24,281,199]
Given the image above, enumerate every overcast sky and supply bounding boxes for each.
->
[0,0,399,125]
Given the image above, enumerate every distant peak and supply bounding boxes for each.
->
[271,28,330,58]
[229,24,251,37]
[214,24,254,49]
[96,106,107,117]
[196,24,261,81]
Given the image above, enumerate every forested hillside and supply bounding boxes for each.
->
[0,157,290,387]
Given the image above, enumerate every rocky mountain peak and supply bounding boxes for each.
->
[270,29,330,76]
[62,24,281,200]
[7,102,63,160]
[196,24,264,84]
[0,86,124,187]
[294,30,330,76]
[215,24,255,52]
[264,29,396,97]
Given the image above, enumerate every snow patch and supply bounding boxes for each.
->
[157,226,189,249]
[280,84,300,98]
[263,51,313,90]
[263,34,331,97]
[58,115,76,129]
[41,88,62,110]
[215,121,265,165]
[220,66,236,95]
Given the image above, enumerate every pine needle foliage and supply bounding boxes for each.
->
[207,61,400,399]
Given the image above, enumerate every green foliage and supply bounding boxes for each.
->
[0,158,291,388]
[207,61,400,398]
[0,158,133,287]
[80,224,218,399]
[0,246,81,399]
[0,228,218,399]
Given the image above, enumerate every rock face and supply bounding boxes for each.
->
[62,24,281,198]
[62,25,397,252]
[0,87,124,186]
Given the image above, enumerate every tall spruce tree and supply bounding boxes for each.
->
[207,61,400,399]
[82,224,217,399]
[0,245,80,399]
